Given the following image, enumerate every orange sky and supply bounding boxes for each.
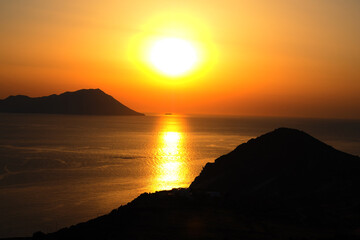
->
[0,0,359,118]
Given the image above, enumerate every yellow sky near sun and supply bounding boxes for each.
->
[0,0,359,118]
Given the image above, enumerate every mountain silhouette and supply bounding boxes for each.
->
[0,89,144,116]
[190,128,360,206]
[31,128,360,240]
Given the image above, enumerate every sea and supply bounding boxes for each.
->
[0,113,359,238]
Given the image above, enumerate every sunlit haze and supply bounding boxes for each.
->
[0,0,359,118]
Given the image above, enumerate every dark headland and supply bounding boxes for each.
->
[21,128,360,239]
[0,89,144,116]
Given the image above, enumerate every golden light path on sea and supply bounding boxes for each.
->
[150,116,189,191]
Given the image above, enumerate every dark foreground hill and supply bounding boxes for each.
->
[0,89,144,116]
[32,128,360,240]
[191,128,360,205]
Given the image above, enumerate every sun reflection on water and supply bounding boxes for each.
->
[150,117,189,191]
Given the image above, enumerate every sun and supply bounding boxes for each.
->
[148,37,199,77]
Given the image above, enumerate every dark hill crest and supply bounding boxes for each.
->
[190,127,360,203]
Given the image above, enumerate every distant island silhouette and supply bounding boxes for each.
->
[0,89,144,116]
[27,128,360,239]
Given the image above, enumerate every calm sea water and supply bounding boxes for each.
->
[0,113,359,237]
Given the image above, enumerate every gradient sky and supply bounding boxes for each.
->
[1,0,359,118]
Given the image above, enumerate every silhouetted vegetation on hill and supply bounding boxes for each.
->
[0,89,144,116]
[32,128,360,240]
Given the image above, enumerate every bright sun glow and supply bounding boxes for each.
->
[148,37,199,77]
